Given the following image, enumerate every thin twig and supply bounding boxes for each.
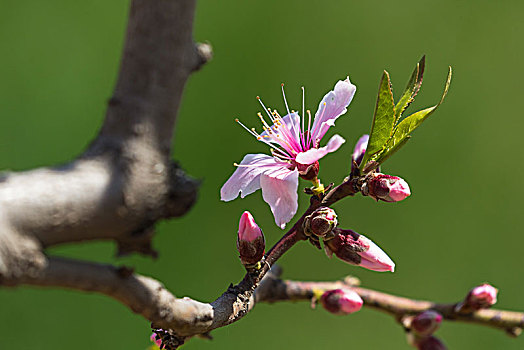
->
[255,276,524,337]
[9,259,523,342]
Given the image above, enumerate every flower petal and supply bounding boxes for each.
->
[260,167,299,229]
[282,112,302,148]
[352,134,369,164]
[295,134,345,164]
[261,112,300,138]
[260,112,302,154]
[311,77,356,143]
[220,154,288,201]
[358,235,395,272]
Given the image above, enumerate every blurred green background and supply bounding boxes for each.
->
[0,0,523,349]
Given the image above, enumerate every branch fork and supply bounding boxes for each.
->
[0,1,522,350]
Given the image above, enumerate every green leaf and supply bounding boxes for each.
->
[375,66,452,164]
[359,71,396,169]
[394,56,425,122]
[373,137,410,166]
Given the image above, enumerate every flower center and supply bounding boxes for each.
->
[234,84,324,163]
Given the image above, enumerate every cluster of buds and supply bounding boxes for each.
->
[320,288,363,315]
[302,207,395,272]
[324,228,395,272]
[455,283,498,313]
[237,211,266,267]
[231,135,407,274]
[404,311,446,350]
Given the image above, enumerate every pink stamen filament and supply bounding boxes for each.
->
[306,110,312,149]
[258,112,297,155]
[272,131,297,156]
[272,109,303,153]
[239,85,328,163]
[257,97,298,155]
[301,86,305,148]
[281,83,301,142]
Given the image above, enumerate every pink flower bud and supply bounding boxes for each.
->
[465,283,498,310]
[320,288,363,315]
[411,311,443,336]
[415,336,447,350]
[352,134,369,167]
[361,173,411,202]
[303,207,338,237]
[237,211,265,265]
[324,229,395,272]
[150,332,162,347]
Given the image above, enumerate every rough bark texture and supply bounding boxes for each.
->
[0,0,204,282]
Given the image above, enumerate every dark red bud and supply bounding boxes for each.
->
[296,161,320,181]
[237,236,265,265]
[304,207,337,237]
[320,289,363,315]
[416,336,447,350]
[457,283,498,312]
[237,211,265,266]
[325,228,395,272]
[411,311,443,336]
[361,173,411,202]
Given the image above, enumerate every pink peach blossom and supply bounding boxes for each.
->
[221,78,356,228]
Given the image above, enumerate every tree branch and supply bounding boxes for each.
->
[3,257,214,333]
[1,1,522,349]
[5,258,522,347]
[1,202,311,341]
[0,0,207,279]
[255,275,524,337]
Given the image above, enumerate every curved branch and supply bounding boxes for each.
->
[5,257,522,347]
[1,217,308,340]
[2,1,521,349]
[3,257,214,331]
